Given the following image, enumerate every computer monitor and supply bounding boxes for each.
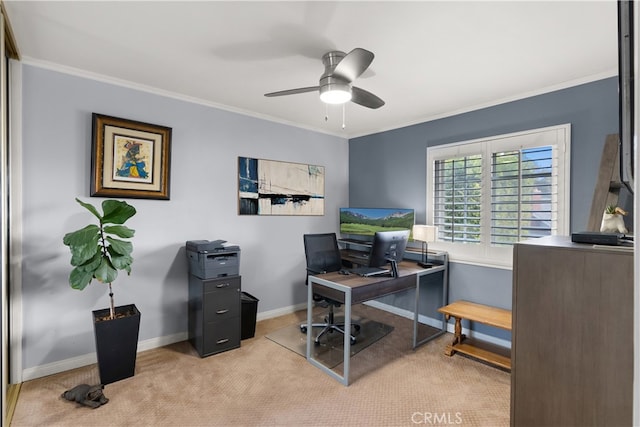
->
[368,230,410,276]
[339,207,415,237]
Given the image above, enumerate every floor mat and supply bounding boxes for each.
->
[266,313,393,368]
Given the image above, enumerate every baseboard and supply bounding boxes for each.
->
[22,300,510,381]
[363,300,511,349]
[136,332,188,353]
[21,332,187,382]
[22,303,307,382]
[256,302,307,322]
[259,300,511,349]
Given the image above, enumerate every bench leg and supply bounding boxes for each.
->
[445,316,466,356]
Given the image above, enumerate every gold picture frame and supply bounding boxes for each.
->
[91,113,172,200]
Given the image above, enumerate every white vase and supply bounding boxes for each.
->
[600,212,628,233]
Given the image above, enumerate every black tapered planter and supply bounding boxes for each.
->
[92,304,141,385]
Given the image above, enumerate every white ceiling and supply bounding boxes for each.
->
[4,1,618,138]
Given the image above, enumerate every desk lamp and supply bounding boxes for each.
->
[412,225,437,268]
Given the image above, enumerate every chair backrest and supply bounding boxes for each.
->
[303,233,343,274]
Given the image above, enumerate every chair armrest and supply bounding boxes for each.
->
[307,268,326,275]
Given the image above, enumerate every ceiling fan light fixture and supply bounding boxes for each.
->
[264,48,384,109]
[320,83,352,104]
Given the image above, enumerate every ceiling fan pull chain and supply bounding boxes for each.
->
[342,104,346,129]
[325,103,329,122]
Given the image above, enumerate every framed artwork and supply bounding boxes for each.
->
[238,156,325,215]
[91,113,172,200]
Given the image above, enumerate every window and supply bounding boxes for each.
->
[427,124,570,268]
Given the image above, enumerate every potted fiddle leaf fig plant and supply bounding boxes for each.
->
[63,197,141,385]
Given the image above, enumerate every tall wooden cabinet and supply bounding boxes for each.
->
[511,235,633,426]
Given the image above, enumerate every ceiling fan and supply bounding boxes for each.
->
[264,48,385,109]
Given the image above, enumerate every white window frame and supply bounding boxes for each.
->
[426,124,571,269]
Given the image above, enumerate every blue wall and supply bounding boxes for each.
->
[348,77,620,341]
[18,64,349,377]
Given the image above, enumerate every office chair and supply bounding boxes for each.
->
[301,233,360,345]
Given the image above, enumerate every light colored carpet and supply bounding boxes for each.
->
[10,304,510,426]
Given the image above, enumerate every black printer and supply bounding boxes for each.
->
[186,239,240,279]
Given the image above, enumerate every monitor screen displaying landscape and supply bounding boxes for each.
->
[339,208,415,236]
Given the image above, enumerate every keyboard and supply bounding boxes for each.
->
[343,249,369,259]
[349,267,390,277]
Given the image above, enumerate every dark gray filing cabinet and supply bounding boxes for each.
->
[188,275,241,357]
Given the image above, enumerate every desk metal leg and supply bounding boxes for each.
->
[342,290,352,384]
[412,259,450,349]
[306,280,313,358]
[413,272,421,347]
[306,276,352,386]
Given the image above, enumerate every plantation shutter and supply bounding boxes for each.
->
[433,154,482,244]
[490,146,555,246]
[427,124,569,267]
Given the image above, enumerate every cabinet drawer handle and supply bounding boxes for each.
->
[216,283,230,288]
[216,338,229,344]
[216,309,229,314]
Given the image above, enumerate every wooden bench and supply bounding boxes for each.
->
[437,300,512,370]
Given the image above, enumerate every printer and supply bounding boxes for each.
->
[186,239,241,279]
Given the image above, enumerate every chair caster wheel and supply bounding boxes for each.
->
[350,337,357,345]
[314,340,321,346]
[354,325,361,332]
[300,326,307,333]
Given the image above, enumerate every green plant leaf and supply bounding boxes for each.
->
[94,256,118,283]
[69,267,94,290]
[76,251,103,272]
[64,198,136,298]
[63,225,100,266]
[69,243,101,267]
[104,225,135,239]
[62,224,99,246]
[75,198,102,221]
[101,200,136,225]
[106,237,133,256]
[109,250,133,271]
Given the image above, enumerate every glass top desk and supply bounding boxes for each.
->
[306,256,448,385]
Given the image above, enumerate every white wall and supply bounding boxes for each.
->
[17,63,348,378]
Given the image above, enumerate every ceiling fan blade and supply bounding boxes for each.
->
[264,86,319,97]
[351,86,385,109]
[333,48,374,82]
